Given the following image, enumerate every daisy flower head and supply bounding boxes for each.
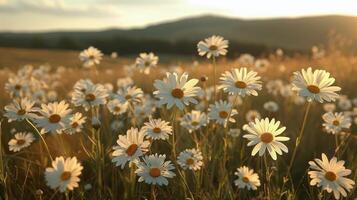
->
[177,148,203,171]
[153,72,201,110]
[254,59,270,72]
[8,132,35,152]
[338,96,352,111]
[238,54,255,66]
[208,100,238,126]
[243,118,289,160]
[45,156,83,193]
[263,101,279,112]
[72,83,108,111]
[323,103,336,112]
[197,35,228,59]
[79,46,103,68]
[117,85,143,104]
[219,68,262,97]
[308,153,355,199]
[291,67,341,103]
[112,128,150,169]
[228,128,241,138]
[65,112,86,135]
[245,110,261,122]
[35,101,72,134]
[107,99,128,116]
[4,98,38,122]
[5,77,29,98]
[135,154,175,186]
[142,118,172,141]
[234,166,261,190]
[135,52,159,74]
[180,110,208,133]
[322,112,351,134]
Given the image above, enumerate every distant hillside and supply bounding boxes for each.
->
[0,15,356,55]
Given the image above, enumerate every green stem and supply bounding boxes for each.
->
[26,119,53,162]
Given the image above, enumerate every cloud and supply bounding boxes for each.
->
[0,0,120,17]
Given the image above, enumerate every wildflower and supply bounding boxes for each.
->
[180,110,208,133]
[142,118,172,141]
[107,99,128,115]
[65,112,86,135]
[72,82,108,111]
[322,112,351,134]
[117,86,143,104]
[197,35,228,58]
[135,154,175,186]
[135,52,159,74]
[208,100,238,126]
[8,132,35,152]
[245,110,261,122]
[308,153,355,199]
[263,101,279,112]
[243,118,289,160]
[79,46,103,68]
[234,166,261,190]
[4,98,38,122]
[177,149,203,171]
[238,54,255,66]
[45,156,83,192]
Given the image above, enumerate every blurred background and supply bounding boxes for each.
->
[0,0,357,65]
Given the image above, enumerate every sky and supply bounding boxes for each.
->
[1,0,357,32]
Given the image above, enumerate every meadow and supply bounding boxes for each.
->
[0,36,356,200]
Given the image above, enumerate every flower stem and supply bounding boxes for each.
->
[212,56,217,102]
[26,119,53,162]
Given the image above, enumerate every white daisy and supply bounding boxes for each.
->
[322,112,351,134]
[8,132,35,152]
[107,99,128,115]
[243,118,289,160]
[135,154,175,186]
[64,112,86,135]
[245,110,261,122]
[228,128,241,138]
[323,103,336,112]
[177,148,203,171]
[35,101,72,134]
[79,46,103,68]
[219,68,262,97]
[153,72,201,110]
[308,153,355,199]
[135,52,159,74]
[208,100,238,126]
[142,118,172,141]
[45,156,83,192]
[72,82,108,111]
[4,77,29,98]
[254,59,270,72]
[263,101,279,112]
[292,68,341,103]
[117,86,143,104]
[180,110,208,133]
[197,35,228,59]
[4,98,38,122]
[111,128,150,169]
[238,54,255,66]
[234,166,261,190]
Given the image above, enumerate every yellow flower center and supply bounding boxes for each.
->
[144,61,151,66]
[60,171,72,181]
[186,158,194,165]
[85,93,96,102]
[17,109,26,116]
[219,111,229,119]
[171,88,184,99]
[325,171,337,181]
[242,176,250,183]
[15,84,22,90]
[149,168,161,177]
[260,132,274,144]
[209,45,218,51]
[332,120,340,126]
[48,114,61,123]
[125,95,132,100]
[153,127,161,134]
[235,81,247,89]
[126,144,138,156]
[307,85,320,94]
[114,106,121,112]
[16,139,26,145]
[71,122,79,128]
[191,121,199,126]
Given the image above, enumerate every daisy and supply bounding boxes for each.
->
[153,72,201,110]
[180,110,208,133]
[323,103,336,112]
[208,100,238,126]
[65,112,86,135]
[263,101,279,112]
[4,98,38,122]
[245,110,261,122]
[117,77,134,88]
[243,118,289,160]
[322,112,351,134]
[228,128,241,138]
[35,101,72,134]
[135,154,175,186]
[45,156,83,192]
[107,99,128,115]
[110,120,124,132]
[219,68,262,97]
[308,153,355,199]
[254,59,270,72]
[135,52,159,74]
[291,68,341,103]
[238,54,255,66]
[117,86,143,104]
[4,77,29,98]
[142,118,172,141]
[177,149,203,171]
[79,46,103,68]
[72,83,108,111]
[112,128,150,169]
[197,35,228,59]
[234,166,261,190]
[338,97,352,111]
[8,132,35,152]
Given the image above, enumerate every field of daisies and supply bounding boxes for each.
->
[0,35,357,200]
